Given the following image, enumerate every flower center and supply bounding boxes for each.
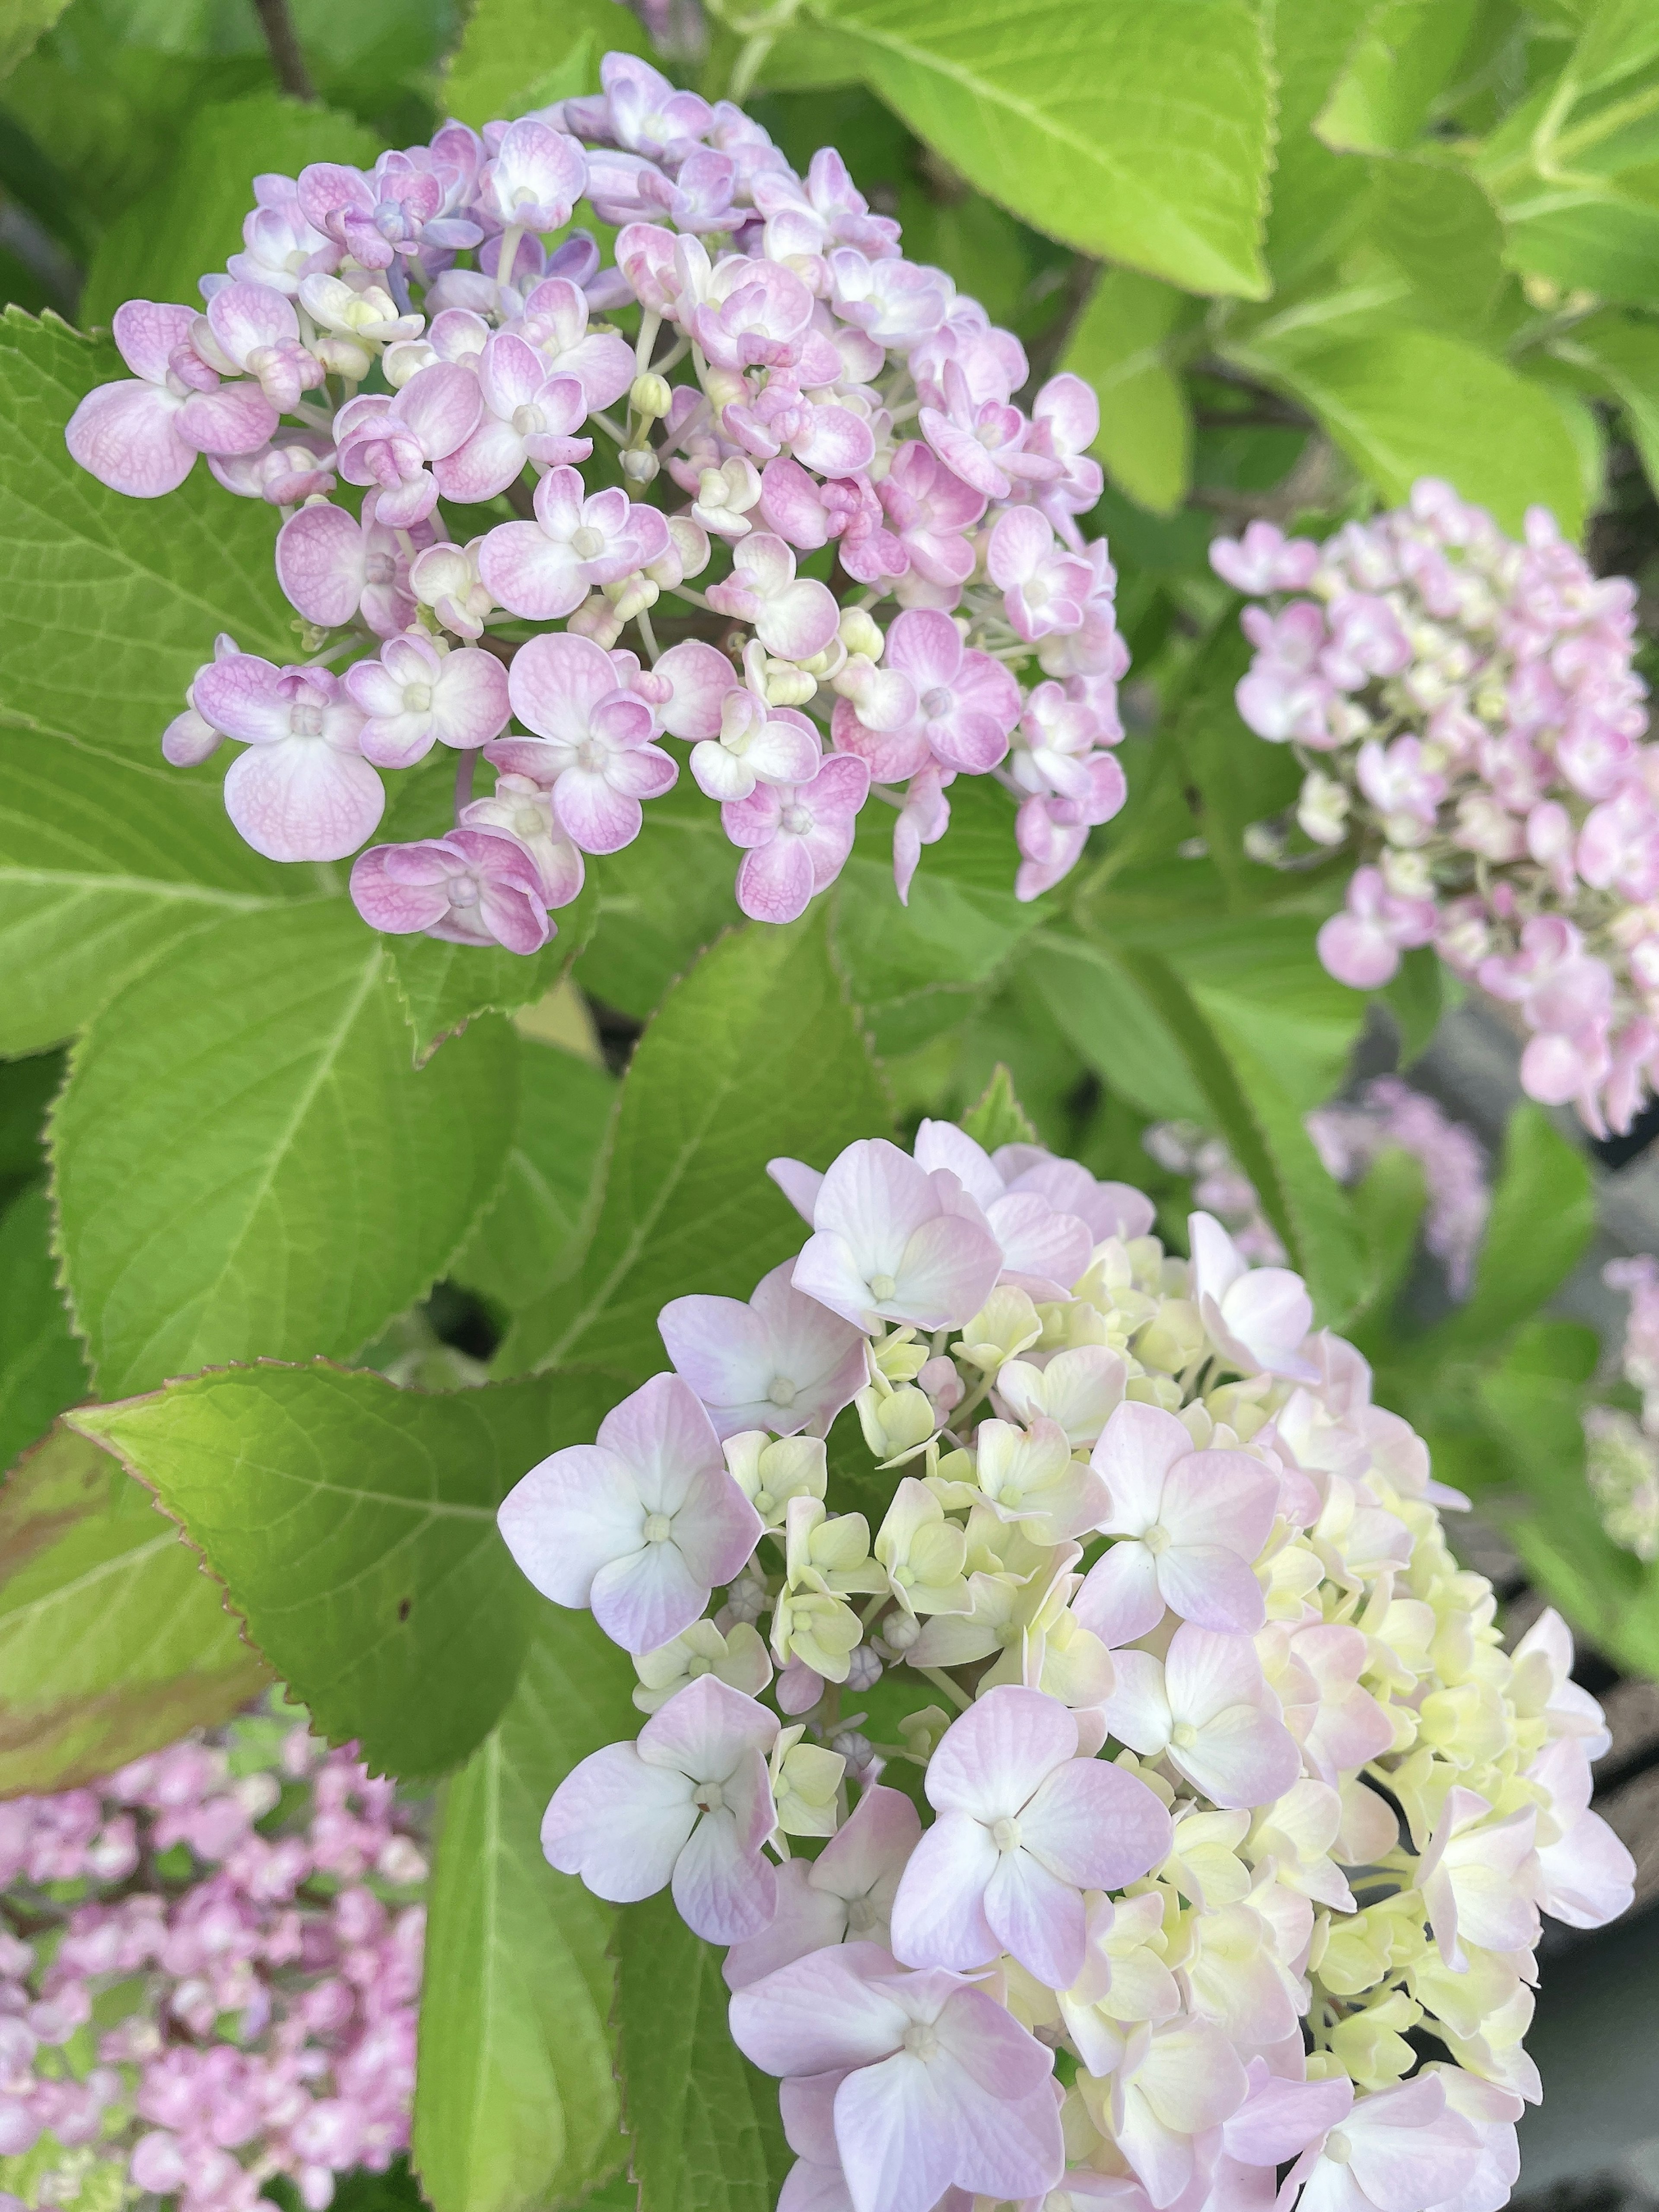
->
[754,1490,775,1515]
[686,1655,713,1679]
[365,553,397,585]
[901,2022,938,2062]
[782,803,814,835]
[642,1513,674,1544]
[990,1816,1021,1853]
[1143,1523,1171,1555]
[446,874,479,908]
[512,403,546,438]
[1170,1722,1198,1750]
[768,1376,798,1408]
[289,703,324,738]
[512,803,543,837]
[1325,2133,1352,2167]
[922,687,953,719]
[577,738,607,773]
[868,1273,897,1302]
[691,1780,725,1814]
[403,683,433,714]
[846,1896,879,1935]
[571,525,606,559]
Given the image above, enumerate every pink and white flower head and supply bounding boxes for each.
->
[542,1674,778,1941]
[333,362,482,529]
[66,301,278,498]
[276,496,434,639]
[350,826,550,953]
[660,1260,868,1442]
[705,533,841,661]
[723,753,870,923]
[343,634,509,769]
[499,1372,761,1655]
[1188,1211,1318,1381]
[191,652,379,862]
[477,119,588,233]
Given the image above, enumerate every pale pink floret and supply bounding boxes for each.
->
[669,639,821,804]
[199,283,325,413]
[208,426,336,505]
[1415,1788,1540,1971]
[275,496,432,638]
[877,441,985,599]
[723,754,870,923]
[1281,2073,1482,2212]
[1188,1211,1318,1381]
[500,630,677,854]
[514,275,636,410]
[163,633,239,766]
[786,1137,1005,1333]
[192,653,381,864]
[918,358,1061,503]
[872,610,1019,776]
[477,464,671,620]
[334,362,482,529]
[1075,1400,1278,1644]
[1100,1624,1301,1810]
[995,1346,1127,1451]
[496,1372,762,1655]
[1525,1736,1635,1929]
[226,175,337,296]
[541,1675,777,1942]
[343,634,509,768]
[65,300,277,498]
[705,534,840,661]
[460,775,585,909]
[723,1784,920,1989]
[1318,866,1438,991]
[1509,1606,1611,1758]
[911,1120,1093,1297]
[477,119,588,233]
[728,1941,1065,2212]
[993,1144,1156,1243]
[349,828,549,954]
[659,1259,868,1442]
[1107,2014,1250,2206]
[892,766,953,904]
[888,1685,1172,1988]
[434,337,589,502]
[1275,1623,1394,1785]
[1209,521,1322,595]
[987,508,1093,644]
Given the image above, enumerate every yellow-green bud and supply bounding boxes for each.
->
[838,608,885,661]
[630,372,673,419]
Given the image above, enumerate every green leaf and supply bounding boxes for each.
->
[802,0,1274,297]
[0,731,301,1056]
[960,1064,1037,1152]
[1025,932,1207,1124]
[1506,189,1659,309]
[501,913,891,1380]
[80,93,377,328]
[1316,0,1485,152]
[575,779,744,1022]
[413,1607,636,2212]
[0,0,72,79]
[1435,1105,1594,1355]
[1554,313,1659,500]
[1342,1146,1427,1349]
[1380,946,1446,1065]
[383,929,591,1065]
[1230,324,1586,537]
[53,903,518,1396]
[0,1424,270,1795]
[0,309,293,762]
[0,1185,88,1472]
[69,1363,629,1779]
[443,0,649,127]
[1360,157,1506,335]
[453,1043,617,1315]
[1060,270,1196,515]
[0,1049,63,1187]
[616,1889,791,2212]
[1263,0,1377,282]
[1164,621,1303,911]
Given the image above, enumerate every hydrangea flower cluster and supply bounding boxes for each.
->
[65,52,1128,949]
[1211,480,1659,1135]
[1145,1078,1492,1300]
[495,1115,1633,2212]
[0,1716,425,2212]
[1586,1254,1659,1561]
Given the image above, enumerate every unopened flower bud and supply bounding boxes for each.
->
[703,365,747,409]
[763,658,816,707]
[311,334,373,383]
[856,1381,937,1464]
[1134,1296,1205,1373]
[1298,771,1350,848]
[630,372,672,420]
[604,571,660,621]
[871,1329,929,1384]
[954,1287,1042,1370]
[897,1702,949,1758]
[568,595,624,646]
[620,446,660,486]
[838,607,885,662]
[845,1644,884,1691]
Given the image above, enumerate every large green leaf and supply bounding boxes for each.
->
[0,0,72,79]
[575,779,743,1023]
[452,1043,617,1316]
[1315,0,1485,153]
[801,0,1274,297]
[1060,270,1197,516]
[413,1610,636,2212]
[0,732,301,1056]
[0,309,292,762]
[69,1363,627,1778]
[53,902,518,1395]
[616,1890,791,2212]
[1554,313,1659,502]
[1263,0,1376,281]
[1228,324,1586,536]
[443,0,649,127]
[0,1424,270,1795]
[0,1185,88,1472]
[81,93,377,327]
[1435,1105,1594,1356]
[1360,157,1506,335]
[502,914,891,1379]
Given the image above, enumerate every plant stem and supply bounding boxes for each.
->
[918,1665,973,1713]
[251,0,316,99]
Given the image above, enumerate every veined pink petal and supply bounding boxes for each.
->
[728,1942,912,2080]
[1018,1756,1172,1889]
[65,381,196,498]
[671,1796,778,1942]
[1074,1540,1164,1648]
[590,1537,706,1655]
[926,1685,1077,1820]
[983,1845,1086,1989]
[540,1742,696,1901]
[222,739,383,862]
[887,1812,999,1969]
[497,1444,645,1607]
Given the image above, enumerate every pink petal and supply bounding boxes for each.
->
[723,1860,851,1990]
[657,640,738,741]
[669,1463,765,1586]
[396,359,483,458]
[555,766,644,854]
[432,648,512,747]
[638,1674,778,1779]
[477,520,585,620]
[1019,1756,1172,1889]
[891,1213,1003,1328]
[729,1943,909,2080]
[174,381,280,456]
[1155,1545,1267,1635]
[276,504,364,627]
[476,880,551,956]
[1097,1650,1172,1757]
[541,1742,696,1900]
[1093,1401,1191,1532]
[435,416,530,502]
[222,738,384,862]
[755,576,839,660]
[496,1444,644,1607]
[65,381,195,498]
[1159,1450,1278,1557]
[507,627,619,737]
[927,1686,1076,1819]
[111,299,197,382]
[887,1812,999,1970]
[984,1846,1086,1989]
[1074,1541,1164,1646]
[1173,1702,1301,1811]
[737,835,816,923]
[658,1295,777,1417]
[349,845,450,935]
[672,1798,778,1942]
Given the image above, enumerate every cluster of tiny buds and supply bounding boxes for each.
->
[1212,480,1659,1138]
[0,1715,424,2212]
[492,1114,1634,2212]
[1586,1254,1659,1562]
[67,51,1129,953]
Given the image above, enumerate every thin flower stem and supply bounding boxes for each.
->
[636,608,661,662]
[918,1666,973,1713]
[453,750,477,821]
[251,0,316,99]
